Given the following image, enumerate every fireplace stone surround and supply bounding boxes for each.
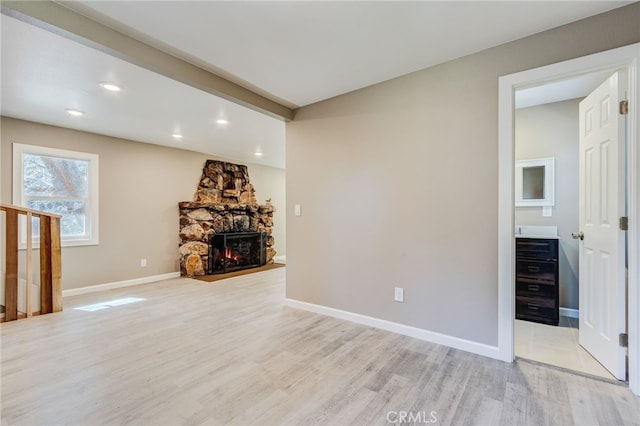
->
[178,160,276,277]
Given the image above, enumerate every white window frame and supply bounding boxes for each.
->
[12,143,99,247]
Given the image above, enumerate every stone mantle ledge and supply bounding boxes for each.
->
[178,202,274,214]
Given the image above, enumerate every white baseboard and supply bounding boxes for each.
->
[284,298,500,360]
[62,272,181,297]
[274,255,286,264]
[560,307,579,319]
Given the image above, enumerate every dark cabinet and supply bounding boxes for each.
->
[515,238,559,326]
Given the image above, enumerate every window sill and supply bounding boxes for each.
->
[18,239,99,250]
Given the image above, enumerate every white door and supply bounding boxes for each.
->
[578,71,626,380]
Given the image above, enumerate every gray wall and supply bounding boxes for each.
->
[286,4,640,346]
[1,117,286,290]
[515,99,580,310]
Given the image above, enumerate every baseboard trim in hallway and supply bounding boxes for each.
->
[284,298,500,360]
[559,307,579,318]
[62,272,181,297]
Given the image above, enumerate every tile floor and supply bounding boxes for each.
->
[515,316,617,381]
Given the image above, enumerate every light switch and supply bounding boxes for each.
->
[294,204,301,216]
[542,206,552,217]
[394,287,404,302]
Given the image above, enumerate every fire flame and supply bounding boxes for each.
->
[224,247,241,262]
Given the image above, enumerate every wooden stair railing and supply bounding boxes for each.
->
[1,203,62,321]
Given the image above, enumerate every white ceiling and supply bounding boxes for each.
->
[515,70,617,109]
[1,15,286,168]
[64,1,632,107]
[1,1,633,169]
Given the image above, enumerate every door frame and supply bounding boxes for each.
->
[497,43,640,395]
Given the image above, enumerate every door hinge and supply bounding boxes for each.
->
[619,100,628,115]
[619,333,629,348]
[619,216,628,231]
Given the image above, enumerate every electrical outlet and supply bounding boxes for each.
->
[140,258,147,268]
[394,287,404,302]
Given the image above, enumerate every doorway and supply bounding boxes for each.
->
[497,43,640,395]
[512,83,616,379]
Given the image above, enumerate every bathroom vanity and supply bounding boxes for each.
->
[515,236,559,326]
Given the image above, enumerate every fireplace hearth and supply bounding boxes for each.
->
[209,232,266,274]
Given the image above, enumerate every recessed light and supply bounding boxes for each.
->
[254,152,263,157]
[172,133,183,139]
[216,119,228,125]
[65,108,84,116]
[100,82,121,92]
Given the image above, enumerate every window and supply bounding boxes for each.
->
[13,143,99,246]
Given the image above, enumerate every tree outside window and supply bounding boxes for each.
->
[13,144,99,246]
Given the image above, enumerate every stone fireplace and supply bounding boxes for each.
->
[178,160,276,277]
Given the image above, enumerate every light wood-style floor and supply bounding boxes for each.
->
[2,268,638,425]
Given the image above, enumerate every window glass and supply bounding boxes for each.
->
[23,154,89,198]
[13,144,99,246]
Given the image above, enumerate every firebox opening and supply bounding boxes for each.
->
[209,232,266,274]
